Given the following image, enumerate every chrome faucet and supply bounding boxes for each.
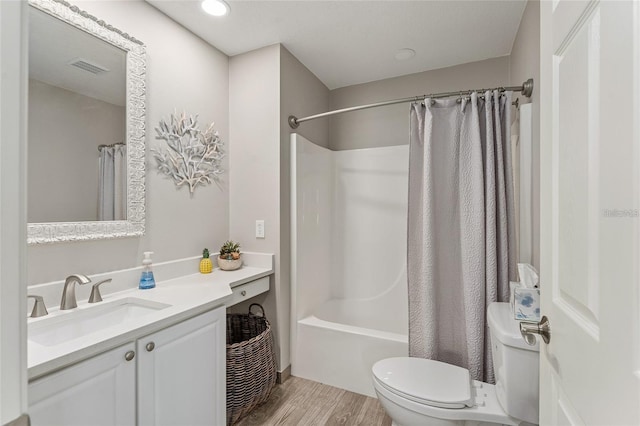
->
[28,295,49,318]
[60,274,91,310]
[88,278,112,303]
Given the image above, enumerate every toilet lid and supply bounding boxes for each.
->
[372,358,473,409]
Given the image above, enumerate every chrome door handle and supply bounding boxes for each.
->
[124,350,135,361]
[145,342,155,352]
[520,316,551,345]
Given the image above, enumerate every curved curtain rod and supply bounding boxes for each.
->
[97,142,125,151]
[288,78,534,129]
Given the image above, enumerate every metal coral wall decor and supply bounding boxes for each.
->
[153,112,225,194]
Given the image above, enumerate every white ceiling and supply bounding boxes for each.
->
[147,0,527,89]
[29,6,126,106]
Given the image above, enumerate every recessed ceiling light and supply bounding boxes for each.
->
[395,48,416,61]
[201,0,229,17]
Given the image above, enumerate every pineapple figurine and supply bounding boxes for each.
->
[199,248,213,274]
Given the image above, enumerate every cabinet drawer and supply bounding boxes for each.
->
[228,276,269,306]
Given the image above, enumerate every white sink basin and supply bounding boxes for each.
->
[29,298,171,347]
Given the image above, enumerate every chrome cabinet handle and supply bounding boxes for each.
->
[520,316,551,345]
[145,342,155,352]
[124,350,135,361]
[240,290,247,296]
[88,278,112,303]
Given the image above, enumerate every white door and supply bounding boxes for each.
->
[540,0,640,424]
[137,307,225,426]
[28,343,136,426]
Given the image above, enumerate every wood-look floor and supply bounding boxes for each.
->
[235,376,392,426]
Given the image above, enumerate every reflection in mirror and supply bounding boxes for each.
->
[27,0,146,244]
[28,7,127,223]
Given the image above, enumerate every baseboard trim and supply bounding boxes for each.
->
[277,365,291,384]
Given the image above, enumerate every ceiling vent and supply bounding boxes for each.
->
[68,58,109,75]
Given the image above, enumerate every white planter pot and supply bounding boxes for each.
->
[218,256,242,271]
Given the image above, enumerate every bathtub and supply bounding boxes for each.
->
[292,296,408,397]
[290,134,409,397]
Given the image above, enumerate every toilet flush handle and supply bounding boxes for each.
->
[520,316,551,345]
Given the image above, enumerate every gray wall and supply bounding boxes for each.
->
[228,44,329,372]
[328,56,510,150]
[28,79,125,223]
[228,44,282,367]
[509,0,540,270]
[28,0,229,285]
[281,46,330,150]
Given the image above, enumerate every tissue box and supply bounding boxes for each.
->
[509,281,518,310]
[513,286,540,322]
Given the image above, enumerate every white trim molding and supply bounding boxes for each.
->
[0,0,29,421]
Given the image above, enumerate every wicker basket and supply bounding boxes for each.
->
[226,303,277,425]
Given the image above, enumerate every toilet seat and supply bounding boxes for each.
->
[372,358,473,409]
[372,358,520,425]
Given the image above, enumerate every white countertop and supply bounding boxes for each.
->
[28,264,272,380]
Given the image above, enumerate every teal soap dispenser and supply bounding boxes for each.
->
[139,251,156,289]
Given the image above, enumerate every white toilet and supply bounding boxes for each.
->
[372,302,539,426]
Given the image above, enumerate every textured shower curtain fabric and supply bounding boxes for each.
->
[407,91,517,384]
[98,145,126,221]
[113,144,127,220]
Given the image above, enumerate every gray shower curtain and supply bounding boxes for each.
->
[408,91,517,384]
[98,144,126,221]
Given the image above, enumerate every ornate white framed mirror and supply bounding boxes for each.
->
[27,0,146,244]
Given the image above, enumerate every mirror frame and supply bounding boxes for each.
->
[27,0,146,244]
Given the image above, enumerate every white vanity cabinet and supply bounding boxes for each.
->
[28,306,225,426]
[29,342,137,426]
[137,306,226,426]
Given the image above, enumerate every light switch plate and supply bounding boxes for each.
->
[255,220,265,238]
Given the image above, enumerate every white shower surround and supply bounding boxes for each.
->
[290,134,408,397]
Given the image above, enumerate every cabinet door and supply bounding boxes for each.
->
[137,307,225,426]
[28,343,136,426]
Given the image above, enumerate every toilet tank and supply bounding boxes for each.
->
[487,302,539,425]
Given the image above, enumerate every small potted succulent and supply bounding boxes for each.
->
[218,240,242,271]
